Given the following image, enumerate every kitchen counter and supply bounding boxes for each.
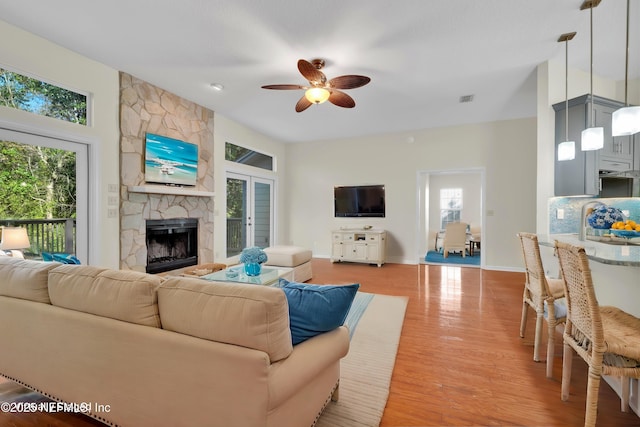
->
[539,233,640,267]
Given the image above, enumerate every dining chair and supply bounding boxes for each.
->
[442,222,468,258]
[517,232,566,378]
[555,241,640,427]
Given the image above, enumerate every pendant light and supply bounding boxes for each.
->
[581,0,604,151]
[612,0,640,136]
[558,32,577,161]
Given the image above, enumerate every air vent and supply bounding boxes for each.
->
[459,94,475,103]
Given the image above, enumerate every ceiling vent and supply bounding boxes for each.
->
[459,95,475,103]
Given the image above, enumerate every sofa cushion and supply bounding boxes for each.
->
[48,265,163,328]
[158,277,293,362]
[278,279,359,345]
[0,257,59,303]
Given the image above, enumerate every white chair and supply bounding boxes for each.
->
[443,222,468,258]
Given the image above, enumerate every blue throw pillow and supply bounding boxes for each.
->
[279,279,360,345]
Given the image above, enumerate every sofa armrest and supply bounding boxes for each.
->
[267,326,349,409]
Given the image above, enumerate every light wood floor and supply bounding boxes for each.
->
[2,259,640,426]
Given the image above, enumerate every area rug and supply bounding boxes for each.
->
[316,292,408,427]
[424,250,480,266]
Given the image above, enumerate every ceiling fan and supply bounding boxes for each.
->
[261,59,371,112]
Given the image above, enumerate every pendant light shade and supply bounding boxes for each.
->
[581,0,604,151]
[612,0,640,136]
[581,127,604,150]
[558,32,576,161]
[558,141,576,161]
[612,106,640,135]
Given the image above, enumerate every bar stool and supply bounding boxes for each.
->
[555,241,640,427]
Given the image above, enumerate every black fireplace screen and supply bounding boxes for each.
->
[146,218,198,274]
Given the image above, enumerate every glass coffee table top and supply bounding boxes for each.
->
[200,264,289,286]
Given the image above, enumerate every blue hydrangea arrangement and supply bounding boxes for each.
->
[587,204,625,229]
[239,246,268,264]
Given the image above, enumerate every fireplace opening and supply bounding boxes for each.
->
[146,218,198,274]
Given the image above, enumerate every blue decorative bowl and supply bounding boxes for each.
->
[610,229,640,238]
[587,205,625,229]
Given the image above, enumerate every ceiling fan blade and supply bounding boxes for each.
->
[298,59,326,85]
[329,75,371,90]
[295,96,313,112]
[261,84,305,90]
[328,90,356,108]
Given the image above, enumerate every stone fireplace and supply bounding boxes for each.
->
[145,218,198,274]
[119,72,215,272]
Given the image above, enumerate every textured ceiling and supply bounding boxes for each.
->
[0,0,637,142]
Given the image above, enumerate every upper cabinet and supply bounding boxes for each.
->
[554,95,636,196]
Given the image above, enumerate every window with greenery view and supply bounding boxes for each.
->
[225,142,273,171]
[0,68,87,125]
[440,188,463,229]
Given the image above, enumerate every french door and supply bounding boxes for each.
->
[226,172,274,257]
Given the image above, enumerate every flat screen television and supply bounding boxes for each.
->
[334,185,385,218]
[144,133,198,187]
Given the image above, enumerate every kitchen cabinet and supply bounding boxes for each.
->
[554,94,635,196]
[331,229,386,267]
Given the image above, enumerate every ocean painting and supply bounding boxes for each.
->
[144,133,198,186]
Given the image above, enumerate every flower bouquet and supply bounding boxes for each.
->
[240,247,268,276]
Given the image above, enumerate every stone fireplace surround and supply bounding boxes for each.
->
[119,73,215,272]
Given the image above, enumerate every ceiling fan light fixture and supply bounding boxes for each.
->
[305,87,330,104]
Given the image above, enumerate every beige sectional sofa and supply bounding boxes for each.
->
[0,258,349,427]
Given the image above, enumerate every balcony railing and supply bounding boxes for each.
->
[0,218,76,256]
[226,217,244,257]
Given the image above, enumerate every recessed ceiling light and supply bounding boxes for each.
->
[210,83,224,91]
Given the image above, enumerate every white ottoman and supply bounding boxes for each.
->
[263,246,313,282]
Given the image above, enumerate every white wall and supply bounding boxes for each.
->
[0,20,120,268]
[286,118,537,270]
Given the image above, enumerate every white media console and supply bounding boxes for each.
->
[330,229,386,267]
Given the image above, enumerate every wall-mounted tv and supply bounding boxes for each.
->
[334,185,385,218]
[144,133,198,187]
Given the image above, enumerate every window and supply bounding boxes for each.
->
[225,142,273,171]
[440,188,462,229]
[0,68,87,125]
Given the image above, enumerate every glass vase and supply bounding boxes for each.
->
[244,262,262,276]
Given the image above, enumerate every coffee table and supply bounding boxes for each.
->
[199,264,293,286]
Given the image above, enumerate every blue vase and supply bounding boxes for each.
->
[244,262,262,276]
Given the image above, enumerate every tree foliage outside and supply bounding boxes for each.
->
[0,68,87,125]
[0,140,76,220]
[0,69,79,220]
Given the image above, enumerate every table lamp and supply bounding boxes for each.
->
[0,227,31,258]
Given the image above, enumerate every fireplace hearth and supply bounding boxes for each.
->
[146,218,198,274]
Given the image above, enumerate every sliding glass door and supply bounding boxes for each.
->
[0,128,88,262]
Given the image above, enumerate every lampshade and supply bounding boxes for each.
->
[304,87,330,104]
[558,32,576,162]
[0,227,31,250]
[612,106,640,136]
[580,1,603,151]
[581,127,604,151]
[611,0,639,136]
[558,140,576,161]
